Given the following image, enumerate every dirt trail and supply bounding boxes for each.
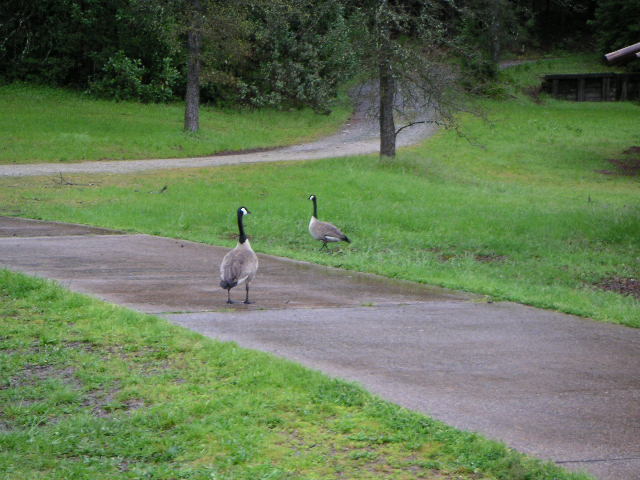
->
[0,87,437,177]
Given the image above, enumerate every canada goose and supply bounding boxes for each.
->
[308,194,351,249]
[219,207,259,304]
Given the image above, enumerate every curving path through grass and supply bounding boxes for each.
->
[0,87,437,177]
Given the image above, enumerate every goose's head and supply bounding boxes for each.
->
[238,206,251,216]
[308,194,316,201]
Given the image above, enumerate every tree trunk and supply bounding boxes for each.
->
[379,47,396,158]
[489,0,501,64]
[184,0,202,133]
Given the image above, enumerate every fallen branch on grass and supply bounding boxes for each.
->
[52,173,97,186]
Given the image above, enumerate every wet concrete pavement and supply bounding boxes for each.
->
[1,216,639,480]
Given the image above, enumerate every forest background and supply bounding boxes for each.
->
[1,0,638,111]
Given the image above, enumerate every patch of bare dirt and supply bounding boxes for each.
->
[0,420,13,432]
[64,340,99,352]
[474,253,508,263]
[2,341,150,426]
[524,85,544,103]
[624,146,640,155]
[597,146,640,176]
[426,248,508,264]
[5,364,80,390]
[84,385,146,418]
[595,276,640,300]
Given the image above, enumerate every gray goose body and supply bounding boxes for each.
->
[219,207,258,303]
[308,195,350,249]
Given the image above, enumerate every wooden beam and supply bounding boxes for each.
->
[605,42,640,65]
[577,78,585,101]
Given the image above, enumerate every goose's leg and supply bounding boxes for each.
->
[226,289,234,304]
[243,284,253,304]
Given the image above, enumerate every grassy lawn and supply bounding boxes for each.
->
[0,55,638,326]
[0,269,592,479]
[0,83,351,164]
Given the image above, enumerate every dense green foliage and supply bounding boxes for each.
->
[210,1,357,112]
[0,270,593,479]
[0,0,179,97]
[89,51,181,103]
[0,0,356,109]
[591,0,640,70]
[2,0,637,105]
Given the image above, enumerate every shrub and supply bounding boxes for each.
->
[89,52,179,103]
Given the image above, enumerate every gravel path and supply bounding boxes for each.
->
[0,86,437,177]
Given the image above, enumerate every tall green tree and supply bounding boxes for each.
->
[351,0,473,159]
[220,0,357,112]
[182,0,356,130]
[511,0,595,51]
[184,0,204,132]
[458,0,520,84]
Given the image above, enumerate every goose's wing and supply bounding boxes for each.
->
[313,219,350,243]
[220,247,259,286]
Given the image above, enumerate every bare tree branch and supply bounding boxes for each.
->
[52,173,97,186]
[395,120,426,136]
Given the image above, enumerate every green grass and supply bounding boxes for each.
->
[0,269,593,479]
[0,83,351,164]
[0,54,638,328]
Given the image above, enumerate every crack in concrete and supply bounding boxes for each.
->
[557,456,640,464]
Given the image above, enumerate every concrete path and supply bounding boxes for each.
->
[1,216,639,480]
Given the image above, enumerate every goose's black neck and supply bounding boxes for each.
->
[311,196,318,218]
[237,209,247,244]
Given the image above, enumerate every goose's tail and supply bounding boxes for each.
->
[220,280,237,289]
